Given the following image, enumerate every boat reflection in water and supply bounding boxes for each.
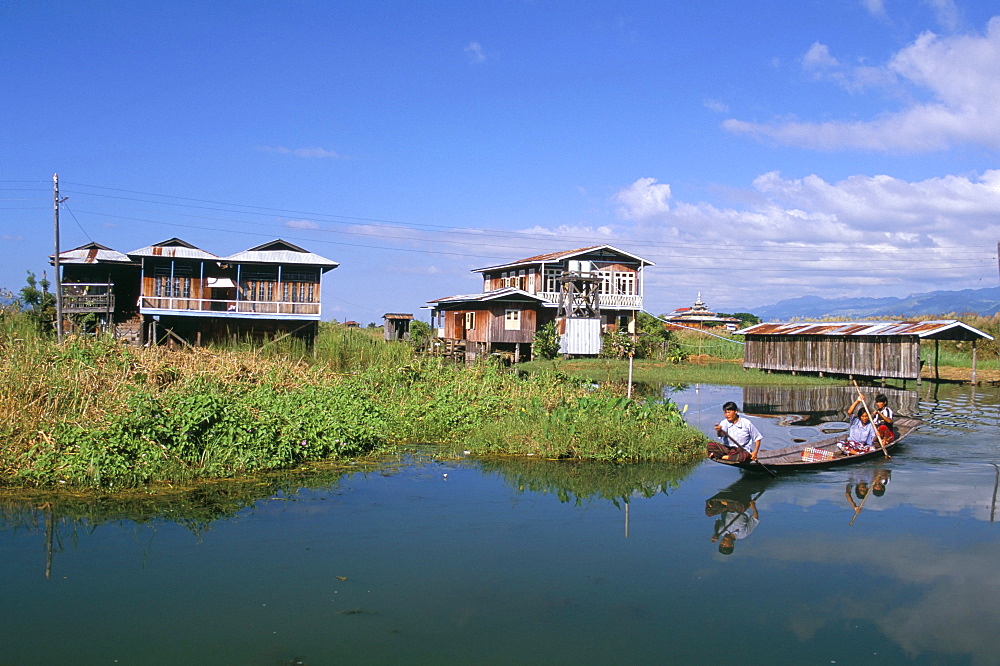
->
[846,468,891,525]
[704,475,772,554]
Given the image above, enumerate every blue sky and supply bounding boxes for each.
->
[3,1,999,323]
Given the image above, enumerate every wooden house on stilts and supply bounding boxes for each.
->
[426,245,653,362]
[53,238,338,348]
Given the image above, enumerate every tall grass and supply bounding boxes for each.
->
[669,328,745,361]
[0,313,706,490]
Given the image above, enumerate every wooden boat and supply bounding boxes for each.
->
[711,416,922,472]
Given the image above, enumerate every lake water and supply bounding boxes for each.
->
[1,382,998,665]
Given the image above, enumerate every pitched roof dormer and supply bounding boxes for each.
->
[224,238,339,271]
[127,238,219,260]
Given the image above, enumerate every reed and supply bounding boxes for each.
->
[0,313,707,490]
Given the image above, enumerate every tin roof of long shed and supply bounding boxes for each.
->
[738,320,993,341]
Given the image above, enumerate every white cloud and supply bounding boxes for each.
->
[386,264,442,275]
[614,177,672,220]
[284,219,320,230]
[258,146,345,159]
[802,42,839,70]
[608,171,1000,310]
[926,0,961,33]
[465,41,486,64]
[518,224,614,238]
[724,16,1000,151]
[703,99,729,113]
[861,0,887,19]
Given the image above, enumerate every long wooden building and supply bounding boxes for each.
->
[739,320,994,383]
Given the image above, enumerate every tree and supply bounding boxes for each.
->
[408,319,433,351]
[636,311,671,340]
[19,270,55,332]
[532,321,561,360]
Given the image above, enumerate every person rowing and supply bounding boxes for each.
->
[707,401,762,463]
[839,396,879,455]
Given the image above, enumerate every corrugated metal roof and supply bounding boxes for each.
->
[128,238,219,260]
[738,320,994,341]
[54,242,133,265]
[224,249,339,268]
[427,288,547,305]
[472,244,654,273]
[225,239,338,269]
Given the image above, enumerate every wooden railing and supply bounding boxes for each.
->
[140,296,321,316]
[60,284,114,313]
[536,291,643,309]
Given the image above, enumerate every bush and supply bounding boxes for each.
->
[532,321,561,360]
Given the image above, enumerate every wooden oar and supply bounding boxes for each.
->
[712,489,765,541]
[848,481,873,526]
[852,380,890,459]
[719,427,777,478]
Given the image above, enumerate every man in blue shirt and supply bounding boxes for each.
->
[707,401,762,463]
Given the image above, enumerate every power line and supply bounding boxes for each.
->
[60,181,997,256]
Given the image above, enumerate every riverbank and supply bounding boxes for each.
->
[0,322,706,490]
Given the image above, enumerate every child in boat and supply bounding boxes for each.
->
[871,394,895,444]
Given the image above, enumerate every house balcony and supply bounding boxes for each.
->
[536,292,643,309]
[139,296,321,320]
[60,283,115,314]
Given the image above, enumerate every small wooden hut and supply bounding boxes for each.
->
[383,313,413,341]
[739,320,994,383]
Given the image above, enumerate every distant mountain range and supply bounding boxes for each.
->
[753,286,1000,321]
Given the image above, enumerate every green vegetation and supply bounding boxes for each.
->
[532,321,561,360]
[0,312,706,490]
[460,393,704,463]
[17,271,56,332]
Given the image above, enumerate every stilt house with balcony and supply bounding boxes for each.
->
[54,242,141,340]
[54,238,338,347]
[426,245,653,361]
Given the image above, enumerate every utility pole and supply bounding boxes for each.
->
[53,173,65,343]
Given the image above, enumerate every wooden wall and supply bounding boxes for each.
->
[743,335,922,380]
[441,304,539,344]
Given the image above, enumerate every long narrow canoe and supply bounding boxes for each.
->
[711,416,922,471]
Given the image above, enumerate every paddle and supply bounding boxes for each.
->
[852,380,890,459]
[848,480,873,526]
[712,489,765,541]
[718,426,777,478]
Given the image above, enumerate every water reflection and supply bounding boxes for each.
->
[846,469,891,525]
[0,383,998,664]
[474,456,697,506]
[705,475,771,554]
[0,462,361,579]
